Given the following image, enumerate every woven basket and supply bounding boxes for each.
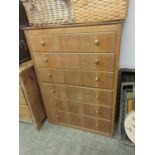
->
[21,0,74,26]
[21,0,128,26]
[72,0,128,23]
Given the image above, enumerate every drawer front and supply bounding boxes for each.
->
[45,98,112,120]
[19,105,33,124]
[41,83,113,106]
[29,32,115,52]
[45,98,68,112]
[82,104,112,120]
[69,114,83,127]
[39,68,114,89]
[83,117,111,133]
[19,86,27,106]
[46,110,69,123]
[47,110,111,133]
[33,53,114,71]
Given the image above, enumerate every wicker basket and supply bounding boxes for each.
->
[21,0,128,26]
[72,0,128,24]
[21,0,74,26]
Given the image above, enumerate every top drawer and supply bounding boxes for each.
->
[28,32,115,53]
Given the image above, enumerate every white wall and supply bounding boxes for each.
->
[119,0,135,69]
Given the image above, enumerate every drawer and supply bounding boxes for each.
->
[33,53,114,71]
[45,98,82,114]
[47,110,69,124]
[82,104,112,120]
[38,68,114,89]
[19,105,33,124]
[45,98,111,120]
[41,83,113,106]
[19,86,27,106]
[45,98,68,112]
[28,32,115,53]
[47,110,82,126]
[69,114,83,127]
[83,117,111,133]
[47,110,111,133]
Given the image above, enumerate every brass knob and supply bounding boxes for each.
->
[95,59,99,65]
[41,41,45,45]
[48,73,52,78]
[50,89,55,94]
[94,40,100,45]
[43,58,48,62]
[96,110,99,114]
[96,123,98,127]
[95,77,100,82]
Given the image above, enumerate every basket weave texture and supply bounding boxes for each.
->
[21,0,128,26]
[21,0,74,26]
[73,0,128,23]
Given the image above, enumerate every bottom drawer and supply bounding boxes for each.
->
[47,110,111,134]
[19,105,33,124]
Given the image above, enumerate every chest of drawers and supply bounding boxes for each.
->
[24,24,121,136]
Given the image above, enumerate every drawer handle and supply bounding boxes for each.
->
[96,110,99,114]
[48,73,52,78]
[95,77,100,82]
[43,58,48,62]
[50,89,55,94]
[56,114,60,118]
[54,103,57,106]
[96,96,99,100]
[94,39,100,45]
[95,59,99,65]
[96,123,98,127]
[41,41,45,45]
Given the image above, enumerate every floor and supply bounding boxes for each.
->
[19,120,135,155]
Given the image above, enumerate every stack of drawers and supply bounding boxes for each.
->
[25,24,121,136]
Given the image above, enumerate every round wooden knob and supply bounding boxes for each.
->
[96,110,99,114]
[94,40,100,45]
[54,103,57,106]
[96,96,99,100]
[95,77,100,82]
[95,59,99,65]
[96,123,98,127]
[50,89,55,94]
[56,114,60,118]
[48,73,52,78]
[43,58,48,62]
[41,41,45,45]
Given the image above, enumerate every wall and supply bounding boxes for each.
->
[119,0,135,69]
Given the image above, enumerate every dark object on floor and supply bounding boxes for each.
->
[119,82,135,146]
[115,69,135,122]
[116,69,135,146]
